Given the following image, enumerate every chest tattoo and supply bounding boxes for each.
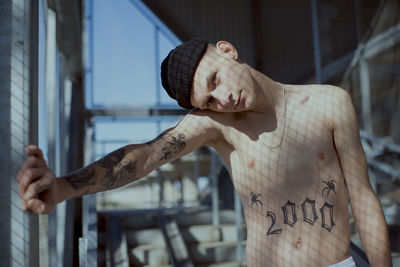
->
[250,192,263,208]
[249,183,336,236]
[322,179,337,199]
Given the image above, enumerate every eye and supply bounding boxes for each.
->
[212,72,218,85]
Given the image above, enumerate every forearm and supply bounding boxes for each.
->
[353,191,392,267]
[59,128,191,202]
[61,144,150,200]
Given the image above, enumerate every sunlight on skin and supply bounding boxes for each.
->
[16,40,392,267]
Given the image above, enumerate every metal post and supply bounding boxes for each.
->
[359,58,373,134]
[28,1,40,265]
[45,8,57,170]
[311,0,322,83]
[105,216,129,267]
[194,150,200,203]
[38,0,50,265]
[156,120,164,207]
[234,191,243,264]
[354,0,362,43]
[57,50,74,267]
[211,150,220,240]
[82,0,97,264]
[45,8,59,266]
[84,0,94,108]
[79,238,88,267]
[0,0,39,266]
[82,121,98,267]
[154,26,161,106]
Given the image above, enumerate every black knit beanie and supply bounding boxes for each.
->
[161,38,208,109]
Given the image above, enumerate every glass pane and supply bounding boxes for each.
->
[93,0,157,106]
[158,31,181,106]
[94,118,181,159]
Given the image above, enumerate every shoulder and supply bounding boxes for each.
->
[301,84,350,99]
[314,84,353,111]
[311,85,355,127]
[175,108,226,145]
[298,84,352,108]
[295,84,354,127]
[286,83,351,104]
[179,108,222,128]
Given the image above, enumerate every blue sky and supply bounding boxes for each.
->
[90,0,183,157]
[92,0,177,107]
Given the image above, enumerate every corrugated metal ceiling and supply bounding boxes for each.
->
[142,0,380,84]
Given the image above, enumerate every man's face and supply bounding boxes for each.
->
[190,42,256,112]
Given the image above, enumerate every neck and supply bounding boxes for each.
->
[250,68,284,113]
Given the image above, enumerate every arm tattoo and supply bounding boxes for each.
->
[98,148,138,188]
[160,133,186,161]
[146,132,166,146]
[65,165,96,191]
[97,149,125,169]
[64,147,138,193]
[102,159,137,188]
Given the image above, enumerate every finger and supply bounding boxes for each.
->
[23,175,53,201]
[26,198,47,214]
[18,181,26,199]
[21,199,28,211]
[25,145,44,160]
[18,168,48,195]
[24,155,47,169]
[17,157,47,182]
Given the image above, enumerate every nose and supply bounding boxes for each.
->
[211,87,232,106]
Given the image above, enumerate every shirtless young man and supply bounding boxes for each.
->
[17,39,391,266]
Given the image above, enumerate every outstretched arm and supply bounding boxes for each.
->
[332,88,392,266]
[17,110,220,214]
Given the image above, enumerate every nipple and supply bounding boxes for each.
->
[248,159,255,168]
[318,152,325,160]
[294,237,302,249]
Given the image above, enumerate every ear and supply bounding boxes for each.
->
[216,41,238,60]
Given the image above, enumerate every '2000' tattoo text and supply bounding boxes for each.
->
[250,193,335,236]
[265,199,335,236]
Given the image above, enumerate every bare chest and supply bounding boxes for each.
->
[216,103,344,205]
[216,111,348,259]
[225,111,335,173]
[209,87,351,264]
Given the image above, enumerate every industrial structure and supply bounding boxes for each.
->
[0,0,399,266]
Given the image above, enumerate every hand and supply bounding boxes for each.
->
[16,145,60,214]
